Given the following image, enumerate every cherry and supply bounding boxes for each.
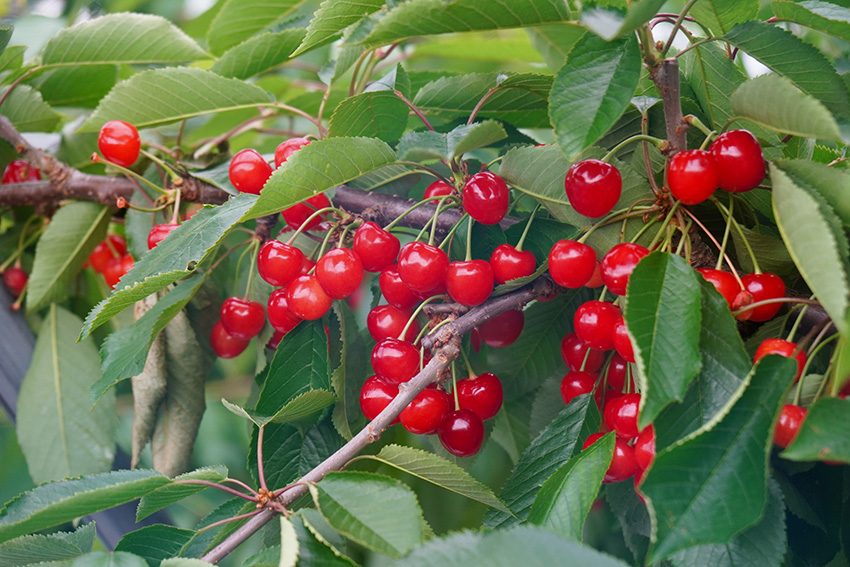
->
[400,388,451,435]
[371,338,420,384]
[257,240,304,287]
[612,316,635,363]
[267,288,302,334]
[732,290,755,322]
[605,353,634,393]
[697,268,741,308]
[445,259,494,306]
[574,300,620,351]
[548,240,596,289]
[267,329,285,350]
[774,404,807,448]
[667,150,719,205]
[397,241,449,294]
[601,243,649,296]
[741,273,785,322]
[583,432,639,483]
[316,248,363,300]
[98,120,141,168]
[634,426,655,470]
[220,297,265,340]
[103,254,134,289]
[564,159,621,218]
[709,130,765,193]
[456,372,503,420]
[603,392,641,439]
[477,309,524,348]
[282,194,331,231]
[594,388,622,412]
[490,244,536,284]
[147,223,179,249]
[560,371,597,405]
[360,375,399,422]
[561,332,604,373]
[210,321,250,359]
[3,267,27,297]
[379,265,420,310]
[367,304,418,342]
[286,274,332,320]
[88,234,127,273]
[586,261,604,288]
[424,179,454,202]
[2,159,40,183]
[462,172,510,225]
[754,338,806,382]
[353,222,400,273]
[229,149,272,195]
[274,137,310,167]
[438,409,485,457]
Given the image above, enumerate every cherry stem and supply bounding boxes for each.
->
[93,154,170,196]
[169,185,182,225]
[451,360,460,411]
[354,50,380,95]
[383,190,454,232]
[683,114,714,138]
[467,86,501,126]
[732,297,821,317]
[459,347,476,378]
[661,0,701,56]
[576,203,656,244]
[174,480,259,502]
[674,37,719,59]
[674,217,692,257]
[271,102,327,136]
[714,197,735,271]
[601,134,668,163]
[242,239,260,301]
[786,302,811,342]
[681,206,743,285]
[257,424,269,493]
[313,224,338,265]
[465,217,474,262]
[283,206,340,244]
[139,149,182,184]
[647,201,680,250]
[394,90,435,131]
[221,477,261,498]
[811,362,834,405]
[337,220,358,249]
[429,193,448,246]
[801,330,838,387]
[714,200,761,273]
[437,212,468,252]
[197,510,263,534]
[2,216,43,272]
[515,205,540,252]
[400,294,444,341]
[207,238,252,275]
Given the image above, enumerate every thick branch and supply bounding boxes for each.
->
[651,58,688,154]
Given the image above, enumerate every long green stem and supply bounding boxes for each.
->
[715,200,760,273]
[715,197,735,271]
[464,217,474,261]
[399,295,444,341]
[284,206,341,244]
[515,205,540,252]
[601,134,667,162]
[437,212,468,252]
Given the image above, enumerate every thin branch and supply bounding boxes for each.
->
[649,58,688,154]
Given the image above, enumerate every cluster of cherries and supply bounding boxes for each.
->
[87,234,134,289]
[0,159,43,298]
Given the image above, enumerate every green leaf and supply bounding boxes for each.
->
[222,398,273,427]
[114,525,195,567]
[396,120,508,163]
[72,551,149,567]
[16,305,116,485]
[0,24,12,57]
[248,137,396,219]
[0,84,61,132]
[279,515,299,567]
[526,24,585,72]
[41,13,207,66]
[689,0,758,35]
[310,471,424,559]
[26,202,110,312]
[226,390,337,426]
[79,194,257,340]
[642,356,797,562]
[774,159,850,234]
[136,465,228,522]
[771,163,850,336]
[160,560,214,567]
[80,67,272,131]
[0,46,26,76]
[527,432,614,540]
[731,74,841,141]
[0,470,169,544]
[327,91,409,144]
[579,0,666,41]
[724,21,850,118]
[207,0,308,55]
[210,29,306,79]
[293,0,385,56]
[484,394,600,529]
[329,301,368,440]
[0,527,92,566]
[550,33,641,161]
[772,1,850,43]
[782,398,850,464]
[33,66,119,109]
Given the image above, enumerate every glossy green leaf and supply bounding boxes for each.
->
[136,465,228,521]
[207,0,309,56]
[329,301,369,440]
[41,13,207,66]
[484,394,601,529]
[0,470,169,544]
[0,84,61,132]
[527,432,614,540]
[311,471,424,558]
[689,0,758,35]
[279,515,299,567]
[327,91,409,144]
[625,252,703,429]
[0,524,94,566]
[80,68,272,131]
[210,29,306,79]
[114,525,194,567]
[72,551,149,567]
[579,0,666,40]
[772,1,850,42]
[396,120,508,163]
[774,159,850,231]
[26,201,110,312]
[294,0,385,56]
[550,33,641,161]
[782,398,850,464]
[79,194,257,340]
[16,305,115,485]
[642,356,797,562]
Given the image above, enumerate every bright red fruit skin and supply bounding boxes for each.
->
[397,241,449,294]
[445,259,494,306]
[220,297,266,340]
[147,223,179,249]
[360,375,399,422]
[379,265,420,310]
[353,222,400,272]
[103,255,134,288]
[3,267,27,296]
[774,404,807,448]
[612,316,635,363]
[548,240,596,288]
[210,321,250,359]
[667,150,719,205]
[229,149,272,195]
[257,240,304,287]
[583,433,639,483]
[424,179,454,202]
[601,243,649,296]
[561,332,604,373]
[605,354,633,393]
[560,371,597,405]
[586,261,604,288]
[697,268,741,308]
[604,393,641,439]
[456,372,503,420]
[565,159,621,218]
[438,409,485,457]
[755,338,806,382]
[286,274,332,320]
[98,120,140,168]
[709,130,765,192]
[490,244,536,284]
[274,137,310,167]
[316,248,363,299]
[400,388,451,434]
[367,304,417,342]
[477,309,524,347]
[741,273,785,322]
[574,300,621,351]
[371,338,420,384]
[2,159,40,183]
[462,172,509,225]
[282,194,331,231]
[267,289,302,334]
[634,426,656,470]
[88,234,127,273]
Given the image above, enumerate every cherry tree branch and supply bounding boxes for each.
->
[650,58,688,154]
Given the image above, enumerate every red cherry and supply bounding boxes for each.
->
[229,149,272,195]
[601,243,649,296]
[210,320,250,359]
[574,300,621,351]
[267,288,302,334]
[741,273,785,322]
[586,261,604,288]
[286,274,332,320]
[456,372,503,420]
[2,159,40,183]
[667,150,719,205]
[548,240,596,289]
[360,375,399,422]
[438,409,485,457]
[477,309,524,348]
[605,354,634,393]
[612,316,635,363]
[634,426,655,470]
[445,259,494,306]
[560,371,597,405]
[367,304,418,342]
[594,388,623,412]
[274,137,310,168]
[424,179,454,202]
[147,223,179,249]
[316,248,363,300]
[603,392,641,439]
[98,120,140,168]
[490,244,536,285]
[220,297,265,340]
[732,290,755,322]
[267,329,285,350]
[564,159,621,218]
[709,130,765,193]
[397,241,449,294]
[353,222,400,273]
[697,268,741,308]
[282,194,331,231]
[379,265,420,310]
[774,404,807,448]
[583,433,639,483]
[371,338,420,384]
[400,388,451,434]
[88,234,127,273]
[257,240,305,287]
[561,332,604,373]
[462,172,509,225]
[754,338,806,382]
[103,254,134,289]
[3,267,27,297]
